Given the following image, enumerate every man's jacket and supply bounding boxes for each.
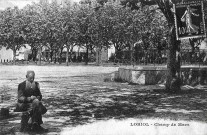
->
[15,81,42,112]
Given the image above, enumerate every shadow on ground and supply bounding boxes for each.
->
[1,73,207,134]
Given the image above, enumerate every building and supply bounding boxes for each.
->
[0,44,32,63]
[0,47,13,63]
[16,44,32,61]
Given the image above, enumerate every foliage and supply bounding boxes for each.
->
[0,0,167,64]
[0,7,26,63]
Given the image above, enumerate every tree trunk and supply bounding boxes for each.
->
[50,50,53,62]
[189,38,196,64]
[54,52,57,64]
[77,46,80,62]
[155,0,182,92]
[165,25,181,92]
[130,42,133,65]
[69,44,74,63]
[13,49,16,65]
[115,45,122,61]
[96,46,101,66]
[38,47,42,65]
[59,48,63,64]
[66,46,69,66]
[85,45,89,65]
[31,47,37,62]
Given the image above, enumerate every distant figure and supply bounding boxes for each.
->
[15,70,47,132]
[181,5,199,35]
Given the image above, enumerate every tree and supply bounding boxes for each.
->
[0,7,26,65]
[22,3,44,62]
[61,2,79,66]
[93,1,167,65]
[97,0,195,92]
[88,1,117,65]
[124,0,207,92]
[23,2,65,65]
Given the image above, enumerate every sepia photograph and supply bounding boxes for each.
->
[0,0,207,135]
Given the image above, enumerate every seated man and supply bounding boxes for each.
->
[15,70,47,132]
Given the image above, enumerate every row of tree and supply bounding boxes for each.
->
[1,0,204,92]
[0,0,167,65]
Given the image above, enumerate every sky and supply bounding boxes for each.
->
[0,0,39,10]
[10,0,39,8]
[0,0,82,10]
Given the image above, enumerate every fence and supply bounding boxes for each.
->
[180,49,207,66]
[110,49,207,66]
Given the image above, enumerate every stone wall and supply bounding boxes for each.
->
[117,66,207,85]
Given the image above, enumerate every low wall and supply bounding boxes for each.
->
[117,66,207,85]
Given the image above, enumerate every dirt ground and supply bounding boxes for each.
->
[0,65,207,135]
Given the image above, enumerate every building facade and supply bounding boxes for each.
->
[0,47,13,63]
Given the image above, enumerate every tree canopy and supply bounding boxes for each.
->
[0,0,167,64]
